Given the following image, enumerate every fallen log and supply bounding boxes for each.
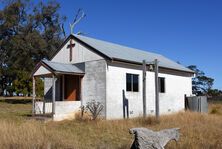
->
[129,127,180,149]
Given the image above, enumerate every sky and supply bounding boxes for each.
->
[57,0,222,89]
[4,0,222,89]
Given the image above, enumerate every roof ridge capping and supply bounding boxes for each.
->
[71,34,194,73]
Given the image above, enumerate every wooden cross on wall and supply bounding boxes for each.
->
[67,39,75,62]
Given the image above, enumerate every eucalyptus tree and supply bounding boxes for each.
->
[0,0,66,96]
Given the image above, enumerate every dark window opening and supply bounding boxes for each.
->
[159,77,165,93]
[126,73,139,92]
[126,74,131,91]
[133,75,139,92]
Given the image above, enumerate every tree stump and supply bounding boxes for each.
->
[129,127,180,149]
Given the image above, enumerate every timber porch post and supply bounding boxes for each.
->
[62,75,65,101]
[52,75,56,116]
[43,97,45,114]
[32,77,36,116]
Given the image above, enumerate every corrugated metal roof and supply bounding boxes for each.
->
[42,60,84,74]
[75,35,193,73]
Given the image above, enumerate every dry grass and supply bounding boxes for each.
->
[209,101,222,115]
[0,96,33,100]
[0,99,221,149]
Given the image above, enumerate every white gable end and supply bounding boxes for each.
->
[51,38,103,64]
[33,66,51,76]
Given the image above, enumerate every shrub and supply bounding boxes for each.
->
[80,105,86,119]
[86,100,104,120]
[75,105,91,121]
[210,108,220,114]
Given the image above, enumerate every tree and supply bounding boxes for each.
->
[0,0,65,96]
[188,65,214,96]
[207,89,222,97]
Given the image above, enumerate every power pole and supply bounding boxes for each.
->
[142,60,147,118]
[154,59,159,120]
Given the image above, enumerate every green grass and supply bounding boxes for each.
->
[0,99,32,121]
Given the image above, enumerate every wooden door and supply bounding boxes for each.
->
[65,75,80,101]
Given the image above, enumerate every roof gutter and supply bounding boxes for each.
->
[112,58,195,74]
[54,71,85,76]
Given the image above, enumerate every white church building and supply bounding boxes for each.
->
[32,34,194,121]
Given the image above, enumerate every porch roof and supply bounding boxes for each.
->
[33,60,85,77]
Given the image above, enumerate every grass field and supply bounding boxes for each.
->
[0,98,221,149]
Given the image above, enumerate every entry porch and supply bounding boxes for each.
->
[32,60,85,121]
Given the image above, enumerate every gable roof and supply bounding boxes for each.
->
[73,35,193,73]
[42,60,84,74]
[32,60,84,77]
[51,34,193,73]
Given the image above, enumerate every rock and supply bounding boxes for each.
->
[129,127,180,149]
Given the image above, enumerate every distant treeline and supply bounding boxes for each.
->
[187,65,222,97]
[0,0,66,96]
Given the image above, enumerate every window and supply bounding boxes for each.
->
[126,73,139,92]
[158,77,165,93]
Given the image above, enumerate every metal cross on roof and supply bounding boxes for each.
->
[67,39,75,62]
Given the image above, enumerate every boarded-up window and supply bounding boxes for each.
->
[159,77,165,93]
[126,73,139,92]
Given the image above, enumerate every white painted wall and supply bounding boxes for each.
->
[35,101,52,114]
[35,101,81,121]
[51,39,103,64]
[158,73,192,114]
[81,59,107,117]
[106,63,192,119]
[106,65,142,119]
[54,101,81,121]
